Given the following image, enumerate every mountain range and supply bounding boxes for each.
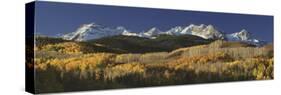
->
[61,23,266,46]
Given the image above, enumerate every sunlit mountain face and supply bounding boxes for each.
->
[61,23,267,46]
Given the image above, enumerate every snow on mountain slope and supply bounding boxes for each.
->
[187,24,223,39]
[62,23,127,41]
[164,24,224,39]
[61,23,266,46]
[225,29,265,46]
[121,30,139,36]
[139,27,162,39]
[226,29,251,41]
[165,26,183,35]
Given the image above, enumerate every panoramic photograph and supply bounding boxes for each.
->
[27,1,274,93]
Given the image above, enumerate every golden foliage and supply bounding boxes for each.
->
[35,53,115,79]
[33,40,274,92]
[104,62,145,81]
[40,42,83,54]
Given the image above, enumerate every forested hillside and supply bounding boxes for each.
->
[30,36,273,93]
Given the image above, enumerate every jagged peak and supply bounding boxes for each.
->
[238,29,249,34]
[237,29,251,39]
[199,24,206,28]
[188,24,195,27]
[146,27,161,33]
[81,23,100,28]
[61,23,266,46]
[206,24,215,29]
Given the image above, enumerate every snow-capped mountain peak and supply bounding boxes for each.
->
[61,23,266,46]
[74,23,95,34]
[237,29,251,40]
[225,29,266,46]
[62,23,127,41]
[143,27,161,37]
[122,30,139,36]
[178,24,223,39]
[201,24,223,39]
[226,29,251,41]
[165,26,183,35]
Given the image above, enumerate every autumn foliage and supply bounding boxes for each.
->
[32,39,274,93]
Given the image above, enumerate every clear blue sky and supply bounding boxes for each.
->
[34,1,273,42]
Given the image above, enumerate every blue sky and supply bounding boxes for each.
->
[34,1,273,42]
